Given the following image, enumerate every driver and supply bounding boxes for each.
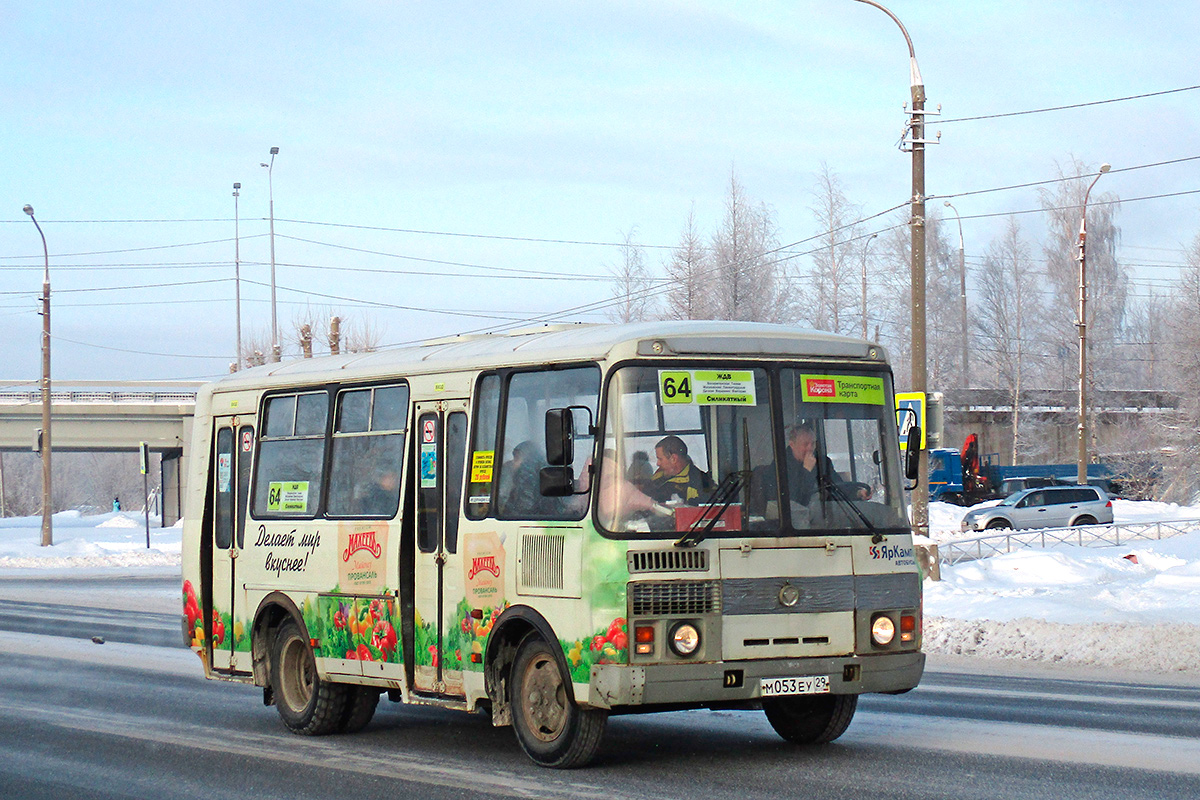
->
[785,424,870,505]
[647,435,713,506]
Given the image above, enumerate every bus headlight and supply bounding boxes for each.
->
[871,615,896,646]
[669,622,700,657]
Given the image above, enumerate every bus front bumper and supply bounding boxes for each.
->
[587,650,924,709]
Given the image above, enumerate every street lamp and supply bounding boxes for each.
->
[860,233,878,340]
[261,146,280,362]
[233,182,243,371]
[23,204,52,547]
[943,200,969,386]
[1077,162,1111,485]
[853,0,932,537]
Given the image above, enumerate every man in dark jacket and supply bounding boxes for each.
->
[647,435,713,505]
[785,424,869,505]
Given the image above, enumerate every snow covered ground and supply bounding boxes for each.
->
[3,501,1200,674]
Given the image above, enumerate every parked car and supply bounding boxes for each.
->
[961,485,1113,532]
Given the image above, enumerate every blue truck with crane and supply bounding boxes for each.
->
[928,434,1118,505]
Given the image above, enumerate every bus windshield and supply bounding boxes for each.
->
[595,364,907,537]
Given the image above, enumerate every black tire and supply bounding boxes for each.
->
[338,686,381,733]
[270,618,347,735]
[763,693,857,744]
[940,493,962,506]
[1072,516,1097,527]
[510,633,607,768]
[985,519,1012,530]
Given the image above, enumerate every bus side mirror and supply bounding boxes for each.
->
[539,466,575,497]
[545,408,574,467]
[905,426,922,481]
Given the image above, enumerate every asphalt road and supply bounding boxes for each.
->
[1,578,1198,799]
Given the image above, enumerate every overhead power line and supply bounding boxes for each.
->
[940,84,1200,124]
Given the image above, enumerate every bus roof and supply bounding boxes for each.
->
[207,320,887,392]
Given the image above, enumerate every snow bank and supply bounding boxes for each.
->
[924,618,1200,673]
[0,511,180,570]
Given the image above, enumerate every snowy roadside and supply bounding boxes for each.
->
[3,504,1200,675]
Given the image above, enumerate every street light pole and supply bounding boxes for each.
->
[861,233,878,340]
[853,0,931,537]
[23,204,52,547]
[261,146,280,362]
[233,182,243,371]
[1077,163,1110,485]
[943,200,969,386]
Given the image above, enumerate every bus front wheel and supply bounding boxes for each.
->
[763,693,857,745]
[270,618,346,735]
[510,634,607,768]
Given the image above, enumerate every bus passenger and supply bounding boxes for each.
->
[503,440,547,516]
[785,424,868,505]
[647,435,713,506]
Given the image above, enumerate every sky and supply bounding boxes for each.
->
[3,1,1199,382]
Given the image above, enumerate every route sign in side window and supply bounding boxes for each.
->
[253,391,329,519]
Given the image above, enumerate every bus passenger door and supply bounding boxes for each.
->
[412,400,469,696]
[209,415,254,673]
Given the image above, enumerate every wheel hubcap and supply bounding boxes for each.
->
[280,637,314,712]
[522,654,567,742]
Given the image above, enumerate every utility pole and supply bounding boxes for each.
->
[261,146,280,362]
[233,182,243,370]
[944,200,969,386]
[860,233,878,341]
[1077,163,1111,485]
[23,204,53,546]
[853,0,936,538]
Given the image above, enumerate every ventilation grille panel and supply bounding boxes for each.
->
[520,532,565,590]
[628,549,710,574]
[630,581,721,616]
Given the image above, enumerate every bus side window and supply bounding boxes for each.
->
[466,374,501,519]
[214,427,234,549]
[252,391,329,519]
[444,412,468,553]
[496,366,599,521]
[327,384,409,518]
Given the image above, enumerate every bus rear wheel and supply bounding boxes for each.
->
[271,618,346,735]
[510,634,607,768]
[339,686,380,733]
[763,693,857,745]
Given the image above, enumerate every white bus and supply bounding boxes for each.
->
[182,321,924,768]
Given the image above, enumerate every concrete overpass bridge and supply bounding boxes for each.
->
[0,381,200,524]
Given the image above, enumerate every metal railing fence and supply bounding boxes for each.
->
[940,518,1200,567]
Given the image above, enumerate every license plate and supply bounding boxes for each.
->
[759,675,831,697]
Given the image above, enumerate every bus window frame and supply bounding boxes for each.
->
[324,380,411,521]
[467,362,601,523]
[592,358,906,541]
[248,385,336,522]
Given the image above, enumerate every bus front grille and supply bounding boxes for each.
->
[627,549,710,574]
[630,581,721,616]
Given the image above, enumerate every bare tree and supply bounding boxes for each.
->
[606,228,654,323]
[972,217,1044,463]
[709,170,791,322]
[1153,231,1200,502]
[662,207,713,320]
[807,164,863,335]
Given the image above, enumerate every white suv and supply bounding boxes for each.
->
[962,485,1113,532]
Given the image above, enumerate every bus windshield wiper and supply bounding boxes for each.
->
[675,470,749,548]
[819,474,882,542]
